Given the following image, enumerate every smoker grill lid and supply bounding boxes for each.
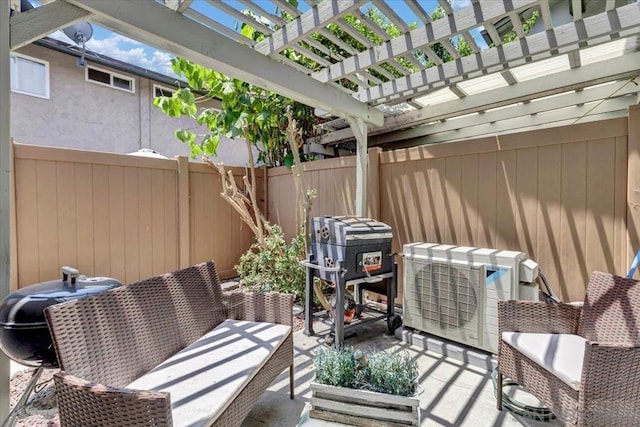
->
[311,216,392,245]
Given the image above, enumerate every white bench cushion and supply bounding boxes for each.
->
[127,319,291,427]
[501,332,586,390]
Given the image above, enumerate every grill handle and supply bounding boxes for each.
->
[300,261,342,273]
[61,266,80,286]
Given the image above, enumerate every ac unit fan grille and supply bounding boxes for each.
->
[414,261,480,329]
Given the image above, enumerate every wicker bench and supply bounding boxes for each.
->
[44,261,294,427]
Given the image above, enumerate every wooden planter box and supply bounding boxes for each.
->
[309,381,420,426]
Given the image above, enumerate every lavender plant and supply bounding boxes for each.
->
[313,347,418,397]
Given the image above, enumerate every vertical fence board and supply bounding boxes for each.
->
[108,166,126,281]
[414,159,431,243]
[496,150,517,250]
[164,169,178,273]
[536,144,563,294]
[36,161,59,282]
[515,147,538,257]
[459,154,478,247]
[137,168,153,281]
[444,157,461,244]
[614,136,628,275]
[151,169,165,276]
[560,142,588,300]
[74,163,94,278]
[56,162,77,275]
[585,138,616,279]
[92,165,110,276]
[15,159,39,285]
[123,167,140,283]
[477,152,497,248]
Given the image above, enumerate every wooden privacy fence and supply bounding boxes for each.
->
[10,142,264,289]
[11,106,640,301]
[268,107,640,302]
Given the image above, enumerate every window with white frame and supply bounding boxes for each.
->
[10,53,50,99]
[153,84,175,98]
[85,65,135,93]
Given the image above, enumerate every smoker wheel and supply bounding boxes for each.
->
[324,334,335,347]
[387,314,402,334]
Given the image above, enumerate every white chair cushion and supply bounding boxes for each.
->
[501,332,586,390]
[127,319,291,427]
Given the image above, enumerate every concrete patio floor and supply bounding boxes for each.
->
[243,317,562,427]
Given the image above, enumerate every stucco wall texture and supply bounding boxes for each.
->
[11,43,252,166]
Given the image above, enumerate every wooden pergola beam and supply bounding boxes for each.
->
[372,81,640,145]
[10,0,91,50]
[66,0,383,126]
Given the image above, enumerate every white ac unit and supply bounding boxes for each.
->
[402,243,539,354]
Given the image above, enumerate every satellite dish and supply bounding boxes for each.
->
[63,21,93,46]
[63,22,93,67]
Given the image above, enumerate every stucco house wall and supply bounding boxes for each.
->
[10,42,252,166]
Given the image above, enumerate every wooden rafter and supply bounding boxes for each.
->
[312,0,538,84]
[254,0,364,56]
[204,0,274,36]
[359,3,640,104]
[375,51,640,135]
[236,0,286,27]
[316,51,640,145]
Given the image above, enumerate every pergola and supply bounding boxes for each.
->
[1,0,639,418]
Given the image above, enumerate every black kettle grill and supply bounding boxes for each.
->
[0,266,121,427]
[0,266,121,368]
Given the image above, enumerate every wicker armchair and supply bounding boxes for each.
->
[497,271,640,426]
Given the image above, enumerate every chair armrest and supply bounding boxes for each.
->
[498,300,581,335]
[580,343,640,412]
[226,291,293,327]
[54,371,173,427]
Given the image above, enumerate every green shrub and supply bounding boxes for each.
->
[236,223,306,300]
[313,347,418,396]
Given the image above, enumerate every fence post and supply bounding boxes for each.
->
[367,147,382,219]
[10,140,17,290]
[628,105,640,272]
[262,165,268,220]
[177,156,191,268]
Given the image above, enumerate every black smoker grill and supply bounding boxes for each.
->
[0,267,121,427]
[304,216,402,348]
